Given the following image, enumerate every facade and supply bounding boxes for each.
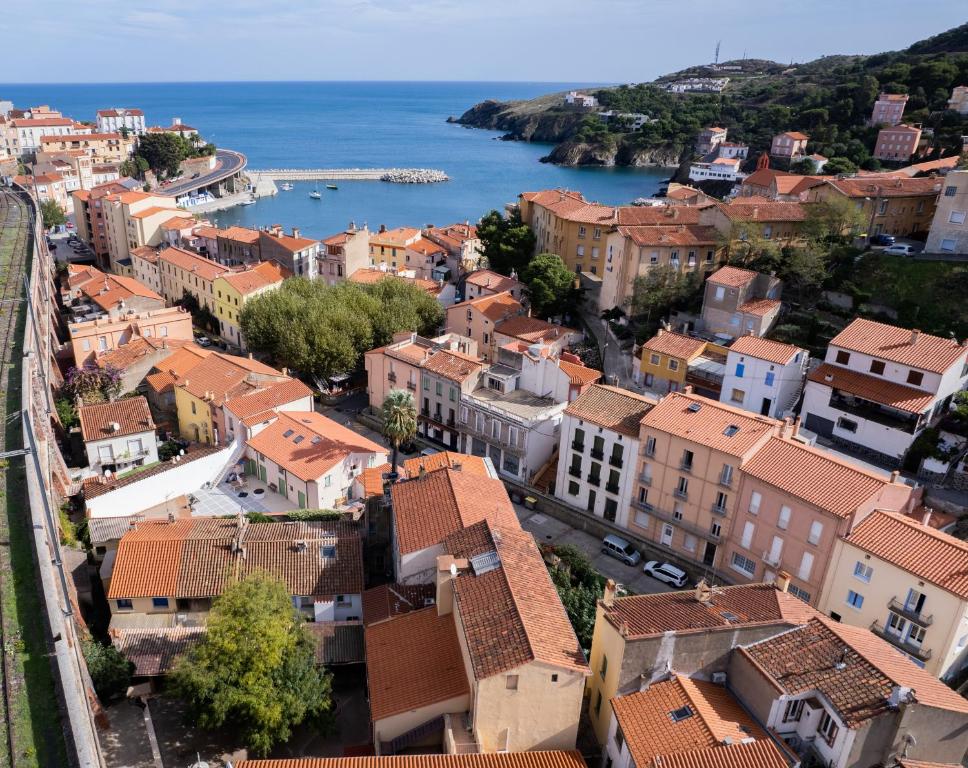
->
[70,180,129,266]
[319,225,370,285]
[215,226,261,267]
[20,172,70,211]
[700,200,808,248]
[770,131,809,160]
[492,316,579,359]
[720,335,808,418]
[554,385,656,529]
[418,349,485,451]
[259,226,319,278]
[101,190,180,273]
[78,396,158,474]
[800,318,968,466]
[39,132,134,165]
[688,156,744,182]
[949,85,968,115]
[8,117,77,156]
[925,170,968,254]
[870,93,908,126]
[445,291,524,362]
[368,226,421,270]
[518,190,616,274]
[699,265,782,340]
[809,176,941,238]
[156,245,229,311]
[695,126,728,155]
[639,330,728,398]
[68,306,193,367]
[424,222,483,275]
[819,510,968,679]
[462,269,524,302]
[95,108,146,135]
[212,261,287,350]
[874,124,923,162]
[403,237,448,280]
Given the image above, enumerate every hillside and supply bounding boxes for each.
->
[454,23,968,169]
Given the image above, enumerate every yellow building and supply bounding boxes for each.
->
[368,226,421,269]
[213,261,287,350]
[818,509,968,680]
[639,329,728,396]
[518,189,615,274]
[156,245,228,312]
[39,132,135,165]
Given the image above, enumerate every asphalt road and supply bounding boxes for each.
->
[158,148,246,198]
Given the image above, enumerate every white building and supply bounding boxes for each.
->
[667,77,730,93]
[565,91,599,108]
[717,142,749,160]
[78,396,159,475]
[9,117,77,156]
[554,384,655,528]
[96,108,146,136]
[800,318,968,467]
[689,156,745,182]
[926,170,968,255]
[720,335,808,419]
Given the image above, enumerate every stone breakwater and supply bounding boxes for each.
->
[380,169,449,184]
[248,168,449,183]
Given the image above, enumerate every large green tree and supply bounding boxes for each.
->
[170,572,332,756]
[40,198,66,228]
[477,209,536,276]
[521,253,577,319]
[382,389,417,477]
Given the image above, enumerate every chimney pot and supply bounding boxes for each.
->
[774,571,791,593]
[910,329,920,345]
[603,579,617,607]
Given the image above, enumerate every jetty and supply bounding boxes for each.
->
[249,168,449,183]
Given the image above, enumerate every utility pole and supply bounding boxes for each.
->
[715,40,721,65]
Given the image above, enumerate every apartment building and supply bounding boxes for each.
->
[68,306,193,367]
[18,172,70,211]
[8,116,76,156]
[216,226,261,267]
[101,190,180,273]
[222,378,313,445]
[64,263,166,320]
[688,156,744,182]
[870,93,909,126]
[95,108,146,135]
[770,131,809,160]
[739,168,825,201]
[418,348,485,450]
[403,236,448,280]
[721,433,914,605]
[819,510,968,680]
[462,269,525,302]
[700,265,782,339]
[259,226,319,278]
[71,180,130,266]
[800,318,968,466]
[424,222,483,275]
[319,225,370,285]
[639,330,728,398]
[492,316,579,360]
[34,148,95,191]
[700,200,809,248]
[159,215,199,248]
[809,176,941,237]
[631,392,780,573]
[213,261,287,351]
[77,396,158,475]
[925,170,968,254]
[518,190,616,274]
[445,291,524,362]
[368,225,422,270]
[720,335,808,418]
[874,124,923,163]
[554,385,656,528]
[246,411,387,509]
[39,132,134,165]
[729,617,968,767]
[586,581,817,743]
[157,245,229,311]
[695,126,728,155]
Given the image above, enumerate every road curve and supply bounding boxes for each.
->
[160,148,247,197]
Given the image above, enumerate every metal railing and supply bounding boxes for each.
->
[870,620,932,660]
[888,597,934,627]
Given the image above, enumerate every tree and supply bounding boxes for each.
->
[822,156,858,176]
[789,157,817,175]
[40,199,66,228]
[627,266,692,322]
[477,209,536,276]
[135,132,187,178]
[521,253,577,318]
[170,572,332,756]
[119,156,149,180]
[544,545,605,650]
[803,196,867,242]
[382,389,417,477]
[83,638,134,704]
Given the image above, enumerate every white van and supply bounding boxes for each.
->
[601,534,641,566]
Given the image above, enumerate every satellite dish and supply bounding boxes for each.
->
[104,469,112,478]
[179,449,185,456]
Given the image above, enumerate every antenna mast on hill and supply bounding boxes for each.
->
[715,40,721,64]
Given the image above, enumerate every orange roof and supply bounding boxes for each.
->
[736,298,780,316]
[665,186,703,202]
[261,230,319,253]
[10,117,73,127]
[565,384,655,437]
[728,335,801,364]
[78,396,155,442]
[362,582,436,626]
[322,231,349,246]
[407,237,446,256]
[617,206,703,226]
[719,201,808,222]
[617,224,719,247]
[390,468,520,555]
[95,336,188,370]
[401,452,491,478]
[144,344,213,394]
[612,676,774,767]
[364,606,470,721]
[157,246,229,282]
[220,260,287,295]
[743,437,892,518]
[742,168,790,189]
[494,315,575,345]
[176,352,286,405]
[742,617,968,726]
[639,741,790,768]
[845,510,968,600]
[220,226,260,244]
[369,226,421,247]
[193,225,221,240]
[706,265,757,288]
[557,358,602,386]
[642,329,707,360]
[520,189,616,225]
[808,363,935,414]
[824,176,943,199]
[641,393,777,457]
[224,378,313,423]
[464,270,520,292]
[828,318,965,374]
[160,215,196,230]
[234,752,587,768]
[129,205,179,220]
[602,583,818,639]
[247,412,385,482]
[450,290,523,323]
[357,463,392,498]
[348,268,441,295]
[421,349,483,382]
[445,521,588,678]
[778,131,808,141]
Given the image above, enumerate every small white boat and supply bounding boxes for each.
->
[281,182,293,191]
[239,197,256,206]
[309,190,321,200]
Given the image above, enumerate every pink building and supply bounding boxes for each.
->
[721,430,915,605]
[769,131,809,160]
[874,124,922,162]
[870,93,908,126]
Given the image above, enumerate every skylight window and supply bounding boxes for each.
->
[283,429,294,438]
[720,611,740,623]
[320,544,336,558]
[670,706,694,722]
[311,436,322,444]
[687,402,702,413]
[723,425,740,437]
[293,435,304,444]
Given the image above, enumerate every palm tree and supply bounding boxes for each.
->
[382,389,417,479]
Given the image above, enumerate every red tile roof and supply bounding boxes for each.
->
[737,298,780,316]
[617,206,703,226]
[557,358,602,386]
[234,753,587,768]
[357,463,392,498]
[362,583,437,626]
[564,384,655,437]
[728,336,801,365]
[845,510,968,600]
[642,329,707,360]
[707,265,758,288]
[78,396,155,442]
[220,260,287,295]
[464,270,520,293]
[521,189,616,225]
[401,452,491,478]
[808,363,935,414]
[617,224,719,247]
[828,318,966,374]
[823,176,943,199]
[719,201,808,222]
[450,290,523,323]
[157,246,228,282]
[420,349,483,382]
[111,627,204,676]
[223,379,313,424]
[640,740,789,768]
[144,345,213,395]
[495,315,575,345]
[364,606,469,721]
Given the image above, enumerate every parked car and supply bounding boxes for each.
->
[883,243,918,256]
[195,336,212,347]
[642,560,689,588]
[869,234,896,247]
[601,534,641,567]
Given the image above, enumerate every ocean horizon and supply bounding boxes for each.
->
[2,81,668,238]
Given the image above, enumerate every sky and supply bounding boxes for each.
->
[2,0,966,83]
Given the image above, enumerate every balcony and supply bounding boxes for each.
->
[888,597,933,627]
[719,474,733,488]
[829,392,921,434]
[587,474,601,487]
[591,448,604,461]
[571,440,585,452]
[679,461,694,473]
[762,550,782,567]
[632,499,720,543]
[710,503,728,517]
[420,407,430,417]
[870,620,932,661]
[387,372,397,383]
[568,466,581,479]
[609,455,624,469]
[638,473,652,486]
[606,481,620,494]
[673,488,688,500]
[406,381,416,391]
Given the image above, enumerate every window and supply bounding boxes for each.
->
[808,521,823,545]
[783,700,804,723]
[764,371,775,387]
[669,706,694,722]
[681,449,694,470]
[577,245,585,257]
[715,491,727,511]
[853,561,873,582]
[152,597,169,608]
[731,552,756,577]
[749,491,761,515]
[505,674,519,690]
[449,387,457,402]
[191,401,197,415]
[599,654,608,680]
[720,464,733,486]
[324,475,332,487]
[798,552,814,581]
[836,417,858,433]
[675,476,688,497]
[116,599,133,610]
[735,362,745,378]
[551,674,558,683]
[904,588,926,615]
[614,727,624,751]
[846,590,864,609]
[568,481,579,496]
[594,691,602,715]
[714,286,725,301]
[835,350,850,365]
[945,185,957,197]
[790,585,811,602]
[777,506,791,530]
[684,534,697,553]
[668,359,679,372]
[730,388,745,404]
[950,211,967,225]
[649,353,660,365]
[818,712,839,746]
[906,370,923,387]
[741,521,754,549]
[645,436,656,456]
[869,360,885,375]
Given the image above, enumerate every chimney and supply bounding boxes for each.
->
[774,571,791,593]
[603,579,617,607]
[452,461,462,472]
[890,470,900,483]
[435,555,467,616]
[778,418,790,439]
[683,385,694,395]
[232,509,248,557]
[910,329,920,345]
[379,224,387,234]
[418,463,426,478]
[291,227,300,239]
[922,507,933,528]
[694,580,713,603]
[791,416,802,438]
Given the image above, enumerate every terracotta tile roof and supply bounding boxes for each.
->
[808,363,935,414]
[742,168,791,189]
[824,176,943,199]
[602,583,818,639]
[828,318,966,374]
[111,627,204,676]
[362,583,437,626]
[642,330,708,360]
[445,521,588,678]
[193,225,221,240]
[401,452,491,478]
[391,468,520,555]
[495,315,575,345]
[557,358,602,386]
[778,131,808,141]
[743,437,890,518]
[665,186,703,202]
[728,336,801,365]
[896,760,964,768]
[176,352,286,406]
[612,676,774,767]
[322,231,349,246]
[108,519,363,600]
[234,752,587,768]
[643,740,789,768]
[407,237,446,256]
[707,265,759,287]
[369,226,421,248]
[364,606,470,721]
[220,260,287,295]
[144,344,213,395]
[464,270,520,292]
[737,298,781,316]
[845,510,968,600]
[224,378,313,423]
[420,349,483,382]
[129,205,179,220]
[130,245,160,264]
[78,396,155,442]
[640,393,778,457]
[896,155,960,177]
[450,291,523,323]
[719,201,808,222]
[11,117,73,127]
[358,463,392,497]
[617,224,719,247]
[219,225,261,244]
[741,617,968,726]
[617,206,703,226]
[521,189,616,225]
[565,384,655,438]
[247,412,385,483]
[157,246,228,282]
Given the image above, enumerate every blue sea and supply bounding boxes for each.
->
[1,82,669,238]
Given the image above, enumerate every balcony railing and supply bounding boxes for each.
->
[870,620,932,661]
[719,474,733,488]
[406,381,416,391]
[673,488,688,500]
[571,440,585,452]
[568,466,581,479]
[587,474,601,487]
[762,550,782,567]
[638,473,652,486]
[387,372,397,383]
[591,448,604,460]
[829,392,921,434]
[606,481,620,494]
[631,499,720,543]
[710,503,728,517]
[888,597,933,627]
[680,461,693,473]
[610,455,624,468]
